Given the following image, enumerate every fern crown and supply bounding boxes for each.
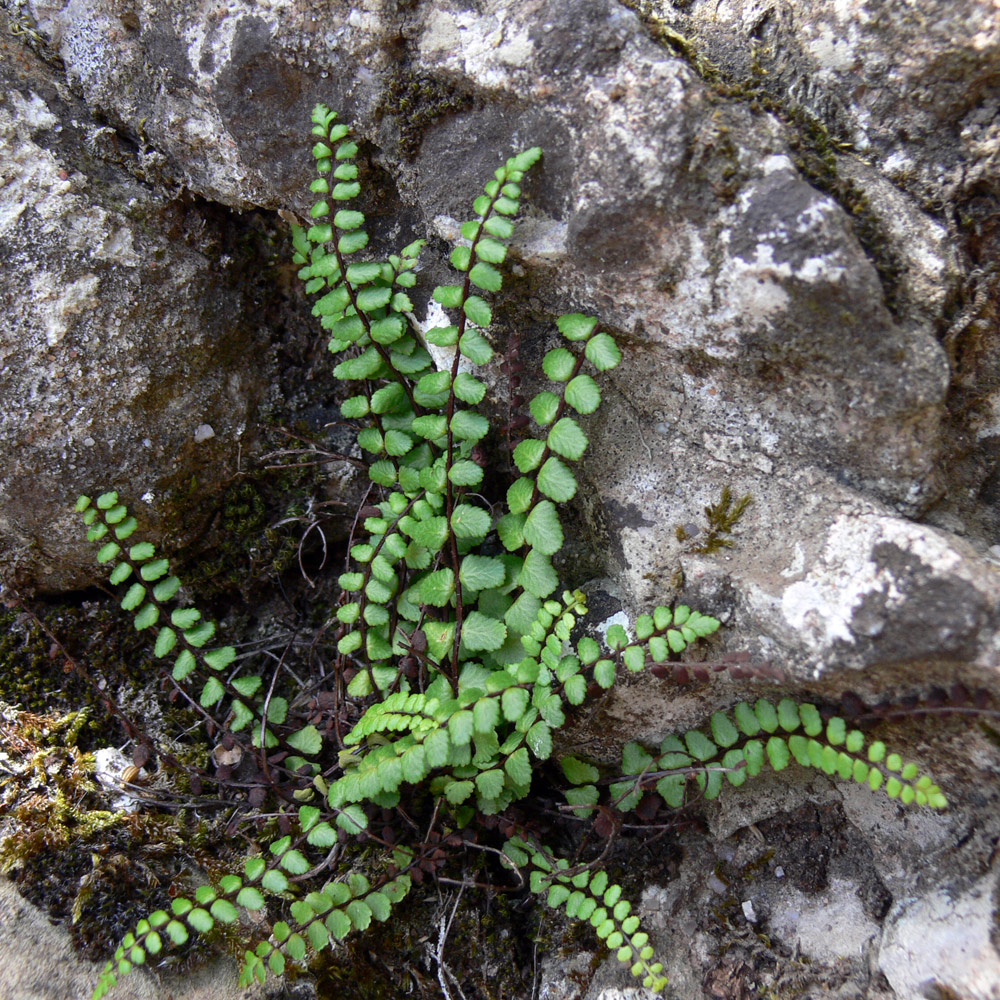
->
[76,104,947,999]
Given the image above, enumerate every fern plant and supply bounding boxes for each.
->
[75,105,947,999]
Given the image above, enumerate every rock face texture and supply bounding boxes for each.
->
[0,876,298,1000]
[0,17,281,591]
[1,0,998,997]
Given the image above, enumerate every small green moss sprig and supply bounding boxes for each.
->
[79,105,948,999]
[688,484,753,554]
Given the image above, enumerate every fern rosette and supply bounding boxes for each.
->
[78,105,948,999]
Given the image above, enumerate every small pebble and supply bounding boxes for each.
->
[708,874,728,895]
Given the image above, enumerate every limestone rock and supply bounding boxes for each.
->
[0,876,304,1000]
[880,870,1000,1000]
[2,1,999,998]
[622,0,1000,205]
[10,0,994,675]
[0,16,275,592]
[566,754,1000,1000]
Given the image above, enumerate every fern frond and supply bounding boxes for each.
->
[301,110,546,699]
[80,104,951,1000]
[503,837,667,993]
[92,805,411,999]
[609,699,948,811]
[75,494,322,766]
[238,864,413,987]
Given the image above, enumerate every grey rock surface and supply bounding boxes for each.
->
[0,16,279,591]
[562,735,1000,1000]
[0,875,299,1000]
[4,0,994,667]
[623,0,1000,205]
[1,0,998,997]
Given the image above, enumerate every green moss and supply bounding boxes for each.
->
[220,481,266,535]
[0,604,151,719]
[678,485,753,554]
[180,474,323,598]
[0,703,241,963]
[0,710,151,956]
[378,67,474,160]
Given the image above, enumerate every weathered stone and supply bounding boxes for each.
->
[0,876,303,1000]
[0,17,276,592]
[2,0,999,997]
[880,870,1000,1000]
[622,0,1000,205]
[611,0,1000,590]
[568,753,1000,1000]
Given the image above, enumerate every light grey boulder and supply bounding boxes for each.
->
[555,735,1000,1000]
[3,1,999,998]
[13,0,991,657]
[0,16,274,592]
[621,0,1000,205]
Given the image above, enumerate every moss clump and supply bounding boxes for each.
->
[178,414,356,600]
[378,67,474,160]
[219,480,267,535]
[0,703,238,962]
[0,707,157,957]
[178,486,306,598]
[0,604,153,719]
[676,485,753,554]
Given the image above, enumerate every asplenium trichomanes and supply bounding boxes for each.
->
[77,104,947,998]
